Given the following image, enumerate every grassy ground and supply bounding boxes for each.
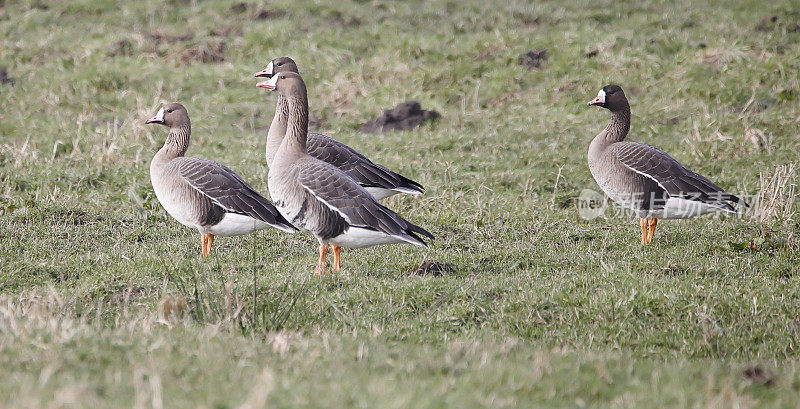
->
[2,0,800,407]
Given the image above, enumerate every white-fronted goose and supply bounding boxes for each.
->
[254,57,424,201]
[146,103,296,257]
[587,85,748,244]
[256,72,433,275]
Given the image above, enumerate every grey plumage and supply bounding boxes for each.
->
[173,157,295,230]
[587,85,747,219]
[306,132,425,195]
[294,159,433,244]
[611,142,744,212]
[259,71,432,274]
[147,103,295,258]
[256,57,424,200]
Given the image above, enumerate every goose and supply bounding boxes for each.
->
[255,72,433,275]
[586,85,748,244]
[254,57,424,201]
[146,103,296,257]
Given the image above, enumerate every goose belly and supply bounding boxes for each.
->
[649,197,729,219]
[274,200,314,234]
[590,170,641,211]
[268,170,321,233]
[268,186,311,234]
[328,226,405,249]
[207,213,268,236]
[152,184,201,230]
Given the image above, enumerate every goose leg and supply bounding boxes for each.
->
[646,218,658,244]
[201,233,209,257]
[639,218,648,245]
[207,233,215,256]
[315,244,328,276]
[332,246,341,272]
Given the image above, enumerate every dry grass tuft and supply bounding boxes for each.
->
[157,295,187,327]
[744,126,772,154]
[753,162,798,224]
[0,139,39,169]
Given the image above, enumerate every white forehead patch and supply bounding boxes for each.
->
[265,61,274,75]
[596,89,606,104]
[266,74,279,89]
[155,107,165,122]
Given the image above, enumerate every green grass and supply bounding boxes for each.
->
[2,0,800,407]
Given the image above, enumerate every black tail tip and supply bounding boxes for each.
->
[416,227,435,240]
[407,227,434,247]
[732,195,750,208]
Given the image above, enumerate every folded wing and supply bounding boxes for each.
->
[297,160,433,246]
[175,157,297,233]
[613,142,747,211]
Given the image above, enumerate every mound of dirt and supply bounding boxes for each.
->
[180,39,226,64]
[359,101,439,134]
[519,49,547,69]
[0,67,13,84]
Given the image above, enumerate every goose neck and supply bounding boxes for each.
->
[266,96,290,164]
[604,107,631,142]
[158,124,191,159]
[281,95,308,154]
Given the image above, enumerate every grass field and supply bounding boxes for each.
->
[2,0,800,407]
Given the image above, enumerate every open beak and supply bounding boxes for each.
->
[256,75,279,90]
[253,61,273,78]
[587,97,603,106]
[256,80,274,90]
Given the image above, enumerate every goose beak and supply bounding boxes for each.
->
[253,61,273,78]
[253,69,271,78]
[256,80,274,90]
[587,89,606,106]
[145,107,165,124]
[256,74,279,91]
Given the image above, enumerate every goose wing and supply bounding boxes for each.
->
[296,160,432,245]
[174,157,296,232]
[307,132,424,194]
[612,141,746,209]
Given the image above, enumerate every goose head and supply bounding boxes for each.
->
[145,102,189,128]
[256,71,306,99]
[254,57,299,78]
[587,85,627,111]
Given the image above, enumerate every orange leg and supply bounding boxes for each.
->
[315,244,328,276]
[646,218,658,244]
[201,233,215,257]
[332,245,341,272]
[639,218,648,245]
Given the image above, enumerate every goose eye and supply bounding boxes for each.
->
[277,62,283,66]
[281,75,285,79]
[166,109,173,113]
